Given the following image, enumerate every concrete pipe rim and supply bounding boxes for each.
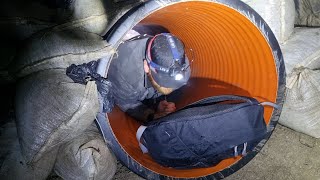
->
[96,0,286,179]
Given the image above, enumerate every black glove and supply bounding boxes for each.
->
[66,61,114,113]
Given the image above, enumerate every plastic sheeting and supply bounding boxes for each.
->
[280,27,320,138]
[242,0,295,43]
[66,61,115,113]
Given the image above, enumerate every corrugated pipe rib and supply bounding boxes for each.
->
[96,0,286,179]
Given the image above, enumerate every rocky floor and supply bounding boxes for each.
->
[113,125,320,180]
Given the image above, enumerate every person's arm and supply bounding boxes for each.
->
[124,102,156,124]
[118,98,176,124]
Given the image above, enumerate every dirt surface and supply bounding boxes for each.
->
[112,125,320,180]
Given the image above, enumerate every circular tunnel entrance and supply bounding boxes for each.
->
[97,0,286,179]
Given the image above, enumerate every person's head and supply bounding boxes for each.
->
[144,33,191,95]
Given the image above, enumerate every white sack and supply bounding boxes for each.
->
[11,27,112,180]
[54,124,117,180]
[279,27,320,138]
[1,0,144,179]
[11,30,114,78]
[242,0,295,43]
[0,121,56,180]
[295,0,320,27]
[54,0,109,35]
[15,69,99,166]
[0,0,109,39]
[0,0,112,83]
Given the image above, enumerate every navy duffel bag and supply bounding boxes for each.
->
[136,95,278,169]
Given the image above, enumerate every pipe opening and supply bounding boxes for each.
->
[103,1,284,179]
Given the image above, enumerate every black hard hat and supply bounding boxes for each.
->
[146,33,191,89]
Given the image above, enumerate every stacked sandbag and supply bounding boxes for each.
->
[52,0,109,35]
[7,1,116,179]
[0,0,57,39]
[242,0,295,44]
[0,0,56,83]
[0,121,56,180]
[0,0,140,83]
[11,29,114,78]
[54,123,117,180]
[11,11,114,169]
[15,68,100,162]
[0,0,96,83]
[0,0,110,41]
[295,0,320,27]
[279,27,320,138]
[0,121,18,169]
[52,0,145,35]
[2,0,144,179]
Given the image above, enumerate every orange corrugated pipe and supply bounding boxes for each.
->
[97,1,286,179]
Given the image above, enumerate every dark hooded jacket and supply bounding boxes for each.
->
[107,36,162,121]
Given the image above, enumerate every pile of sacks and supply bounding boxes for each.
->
[245,0,320,138]
[0,0,144,179]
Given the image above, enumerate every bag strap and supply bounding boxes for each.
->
[260,102,279,109]
[136,125,148,153]
[182,95,280,110]
[125,34,151,43]
[182,95,258,110]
